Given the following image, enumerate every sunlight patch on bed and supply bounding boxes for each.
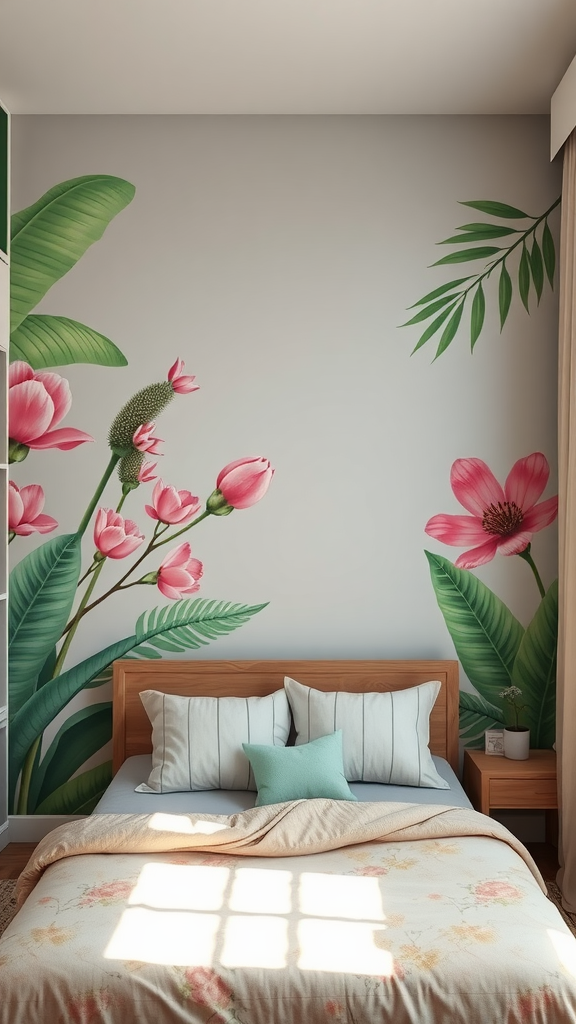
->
[221,916,289,968]
[548,928,576,978]
[298,919,394,975]
[229,868,292,915]
[147,813,228,835]
[299,872,385,922]
[104,908,220,965]
[128,863,230,910]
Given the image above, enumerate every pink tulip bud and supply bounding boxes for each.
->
[133,421,164,456]
[9,361,94,462]
[8,481,58,537]
[94,508,145,559]
[138,461,158,483]
[156,541,203,600]
[168,358,199,395]
[145,479,201,526]
[207,457,274,513]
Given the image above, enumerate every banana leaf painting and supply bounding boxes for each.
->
[8,176,273,814]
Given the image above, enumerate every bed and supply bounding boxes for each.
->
[1,658,575,1024]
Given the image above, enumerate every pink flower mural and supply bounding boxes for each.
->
[145,480,201,526]
[8,481,58,539]
[425,453,558,569]
[156,542,204,600]
[137,461,157,483]
[132,421,163,455]
[9,361,94,459]
[168,358,199,395]
[211,456,275,512]
[93,509,145,559]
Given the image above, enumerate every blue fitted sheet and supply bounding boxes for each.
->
[93,753,471,814]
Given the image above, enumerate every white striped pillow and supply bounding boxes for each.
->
[284,677,450,789]
[136,688,291,793]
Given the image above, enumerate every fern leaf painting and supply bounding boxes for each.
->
[402,197,560,358]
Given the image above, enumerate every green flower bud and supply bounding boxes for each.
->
[108,381,174,456]
[118,450,145,487]
[9,440,29,464]
[139,571,159,585]
[206,488,234,516]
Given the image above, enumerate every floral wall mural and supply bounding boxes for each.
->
[8,176,273,814]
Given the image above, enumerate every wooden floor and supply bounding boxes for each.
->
[0,840,561,881]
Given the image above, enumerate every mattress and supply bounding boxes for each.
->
[93,753,472,814]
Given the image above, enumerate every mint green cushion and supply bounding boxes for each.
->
[243,731,357,807]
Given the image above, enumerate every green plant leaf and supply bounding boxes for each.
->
[459,690,505,748]
[10,315,128,369]
[434,302,464,359]
[518,243,531,312]
[9,600,268,793]
[498,263,512,330]
[511,579,558,748]
[8,533,82,725]
[470,282,485,350]
[34,761,113,815]
[459,200,529,219]
[439,226,517,244]
[30,702,112,812]
[401,294,460,326]
[542,221,556,288]
[425,550,524,704]
[408,278,471,308]
[10,175,135,334]
[432,246,501,267]
[529,239,544,303]
[411,301,459,355]
[84,665,113,690]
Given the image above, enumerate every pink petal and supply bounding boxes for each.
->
[27,427,94,450]
[450,459,505,517]
[8,483,24,529]
[160,566,196,589]
[217,457,258,489]
[29,514,58,534]
[186,557,203,581]
[156,486,182,520]
[144,504,161,521]
[9,362,34,387]
[107,535,144,559]
[172,376,199,395]
[424,513,487,547]
[34,371,72,429]
[504,453,549,512]
[94,508,109,538]
[98,526,128,554]
[160,541,191,570]
[496,532,533,556]
[12,523,37,536]
[19,484,45,523]
[522,495,558,532]
[455,539,499,569]
[122,518,142,538]
[168,358,184,382]
[9,380,54,444]
[157,578,185,601]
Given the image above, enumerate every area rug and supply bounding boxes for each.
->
[0,878,17,937]
[547,879,576,937]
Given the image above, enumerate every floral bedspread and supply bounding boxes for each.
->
[1,801,576,1024]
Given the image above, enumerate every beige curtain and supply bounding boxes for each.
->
[557,129,576,912]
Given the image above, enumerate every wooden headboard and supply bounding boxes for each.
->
[113,658,459,775]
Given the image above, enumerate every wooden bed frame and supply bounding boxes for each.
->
[112,658,460,775]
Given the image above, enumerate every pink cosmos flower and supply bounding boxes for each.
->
[168,358,199,395]
[133,421,163,456]
[9,361,94,452]
[145,479,201,525]
[157,542,203,600]
[94,508,145,559]
[425,453,558,569]
[8,481,58,536]
[138,461,158,483]
[217,457,274,510]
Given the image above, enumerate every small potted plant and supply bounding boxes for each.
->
[499,686,530,760]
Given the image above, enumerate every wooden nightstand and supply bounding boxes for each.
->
[463,749,558,843]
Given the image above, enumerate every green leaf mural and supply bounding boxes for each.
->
[459,691,505,747]
[35,762,113,815]
[10,315,128,369]
[511,580,558,748]
[402,196,560,356]
[10,175,135,336]
[29,702,112,812]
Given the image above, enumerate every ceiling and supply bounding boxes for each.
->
[1,0,576,115]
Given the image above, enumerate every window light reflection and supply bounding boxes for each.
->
[298,919,394,975]
[229,868,292,915]
[148,813,228,834]
[129,862,230,911]
[548,928,576,978]
[221,916,289,968]
[104,907,220,966]
[299,872,386,922]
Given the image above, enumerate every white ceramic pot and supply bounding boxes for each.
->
[503,728,530,760]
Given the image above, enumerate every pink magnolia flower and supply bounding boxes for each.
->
[133,421,163,456]
[425,453,558,569]
[157,542,203,600]
[168,358,199,395]
[8,481,58,536]
[145,479,201,525]
[138,461,158,483]
[9,361,94,452]
[217,456,274,510]
[94,508,144,559]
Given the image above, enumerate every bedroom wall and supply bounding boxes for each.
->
[8,115,561,818]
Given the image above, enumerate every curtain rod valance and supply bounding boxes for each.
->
[551,53,576,159]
